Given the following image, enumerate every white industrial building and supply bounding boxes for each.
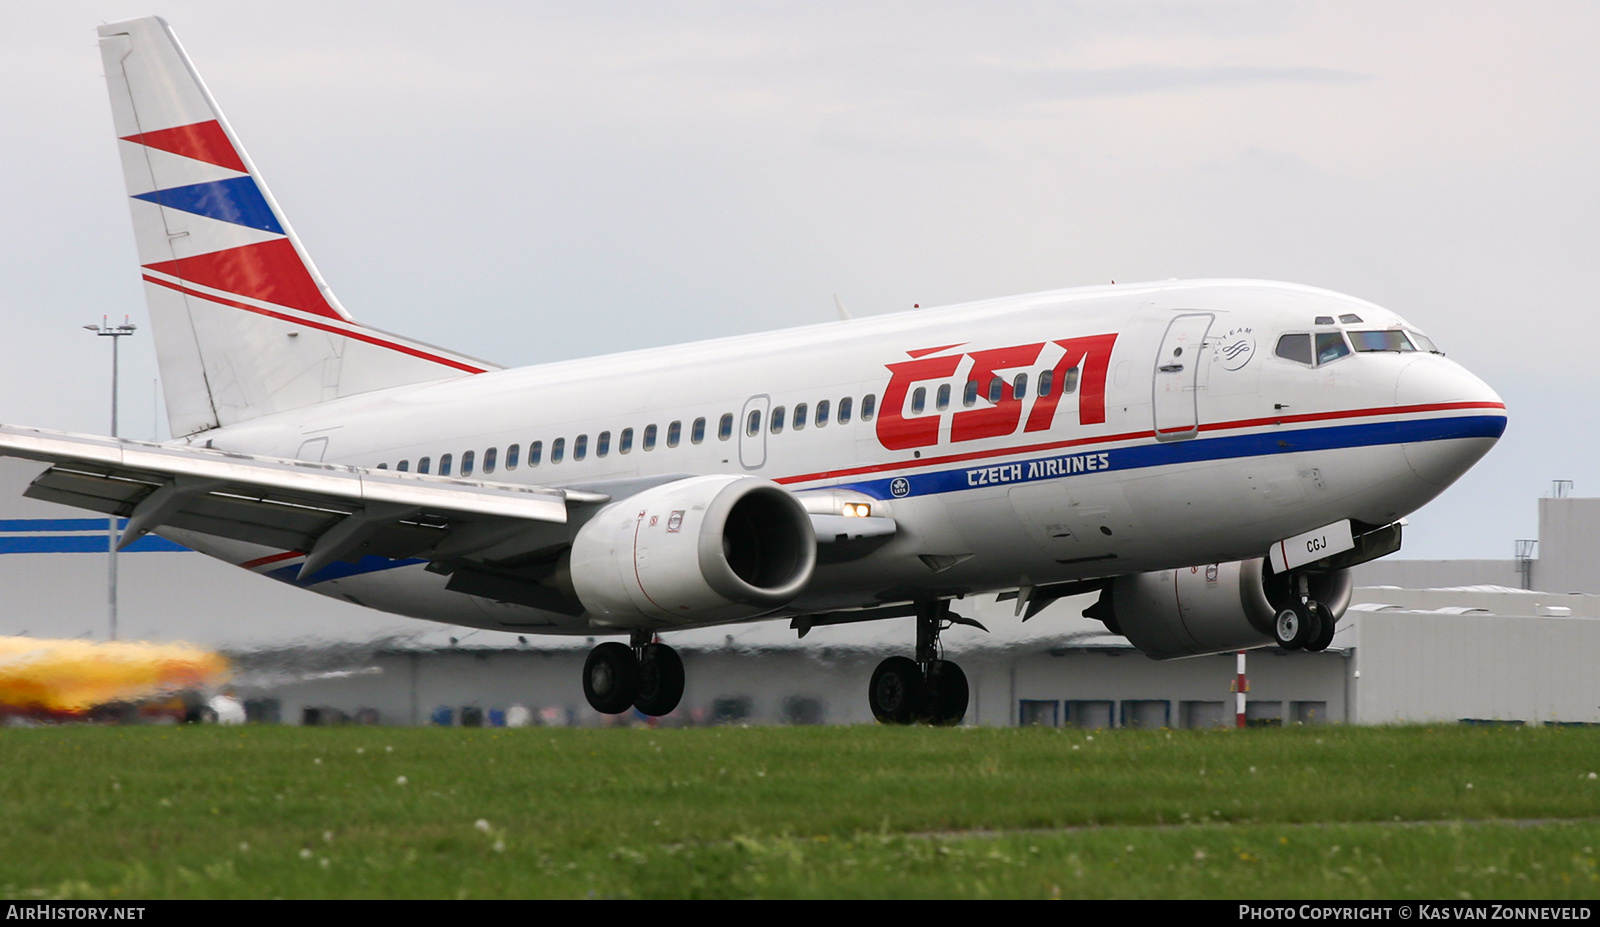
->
[1,457,1595,728]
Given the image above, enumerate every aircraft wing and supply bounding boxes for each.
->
[0,424,608,580]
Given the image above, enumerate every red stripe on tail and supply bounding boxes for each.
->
[121,120,248,173]
[143,239,342,320]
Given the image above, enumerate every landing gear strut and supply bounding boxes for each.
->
[1273,573,1337,652]
[868,600,970,726]
[582,632,685,717]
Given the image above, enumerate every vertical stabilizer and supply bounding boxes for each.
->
[97,17,497,437]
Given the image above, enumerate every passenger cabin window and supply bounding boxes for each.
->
[718,414,733,440]
[1350,330,1417,353]
[417,457,431,474]
[838,397,852,424]
[551,438,565,463]
[439,453,453,476]
[1013,373,1028,399]
[746,410,761,436]
[692,417,706,443]
[506,444,519,470]
[460,450,474,476]
[644,424,658,450]
[1275,333,1313,365]
[911,388,926,415]
[1061,367,1080,394]
[574,434,588,461]
[483,447,497,474]
[987,377,1003,403]
[667,421,681,447]
[815,400,829,427]
[792,404,807,431]
[963,380,979,407]
[597,431,611,457]
[529,441,542,466]
[934,386,949,412]
[861,394,876,421]
[1038,370,1054,398]
[1316,332,1351,365]
[620,428,634,454]
[770,406,786,434]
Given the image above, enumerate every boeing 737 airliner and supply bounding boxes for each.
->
[0,17,1505,724]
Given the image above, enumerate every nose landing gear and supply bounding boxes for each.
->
[867,600,975,726]
[582,631,685,717]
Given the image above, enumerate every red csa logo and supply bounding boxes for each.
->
[875,333,1117,451]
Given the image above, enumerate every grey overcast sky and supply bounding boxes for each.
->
[0,2,1595,560]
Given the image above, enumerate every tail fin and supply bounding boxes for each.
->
[96,17,497,438]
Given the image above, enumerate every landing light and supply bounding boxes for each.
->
[843,503,872,517]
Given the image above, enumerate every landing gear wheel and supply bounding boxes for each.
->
[869,656,924,725]
[1273,606,1302,650]
[583,642,640,714]
[1304,601,1337,652]
[1275,601,1320,651]
[634,643,685,716]
[921,660,969,726]
[1294,601,1322,650]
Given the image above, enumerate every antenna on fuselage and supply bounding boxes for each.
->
[833,293,852,320]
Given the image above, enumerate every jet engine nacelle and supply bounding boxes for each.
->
[1101,559,1353,659]
[570,475,817,625]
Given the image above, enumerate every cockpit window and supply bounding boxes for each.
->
[1314,316,1335,326]
[1350,330,1416,352]
[1275,333,1312,365]
[1410,331,1440,353]
[1338,313,1363,324]
[1316,332,1351,365]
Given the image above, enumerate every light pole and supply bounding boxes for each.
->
[84,316,136,640]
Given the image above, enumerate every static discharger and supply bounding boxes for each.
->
[0,636,229,714]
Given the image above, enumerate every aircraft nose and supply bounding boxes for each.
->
[1395,355,1504,409]
[1394,356,1506,487]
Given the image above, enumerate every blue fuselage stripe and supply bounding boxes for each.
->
[835,414,1506,500]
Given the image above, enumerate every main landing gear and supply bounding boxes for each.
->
[582,631,685,717]
[1272,573,1338,653]
[868,600,971,726]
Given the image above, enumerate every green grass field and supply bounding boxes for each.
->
[1,723,1597,899]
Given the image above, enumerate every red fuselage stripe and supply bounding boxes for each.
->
[240,550,305,570]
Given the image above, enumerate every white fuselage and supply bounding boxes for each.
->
[165,279,1505,636]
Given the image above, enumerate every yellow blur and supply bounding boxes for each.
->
[0,636,229,713]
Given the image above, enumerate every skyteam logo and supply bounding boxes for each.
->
[1218,327,1256,371]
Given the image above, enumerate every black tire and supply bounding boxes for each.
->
[1304,601,1337,652]
[869,656,923,725]
[1294,601,1322,650]
[921,660,969,726]
[634,643,685,716]
[582,642,640,714]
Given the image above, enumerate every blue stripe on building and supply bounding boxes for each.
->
[0,519,189,554]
